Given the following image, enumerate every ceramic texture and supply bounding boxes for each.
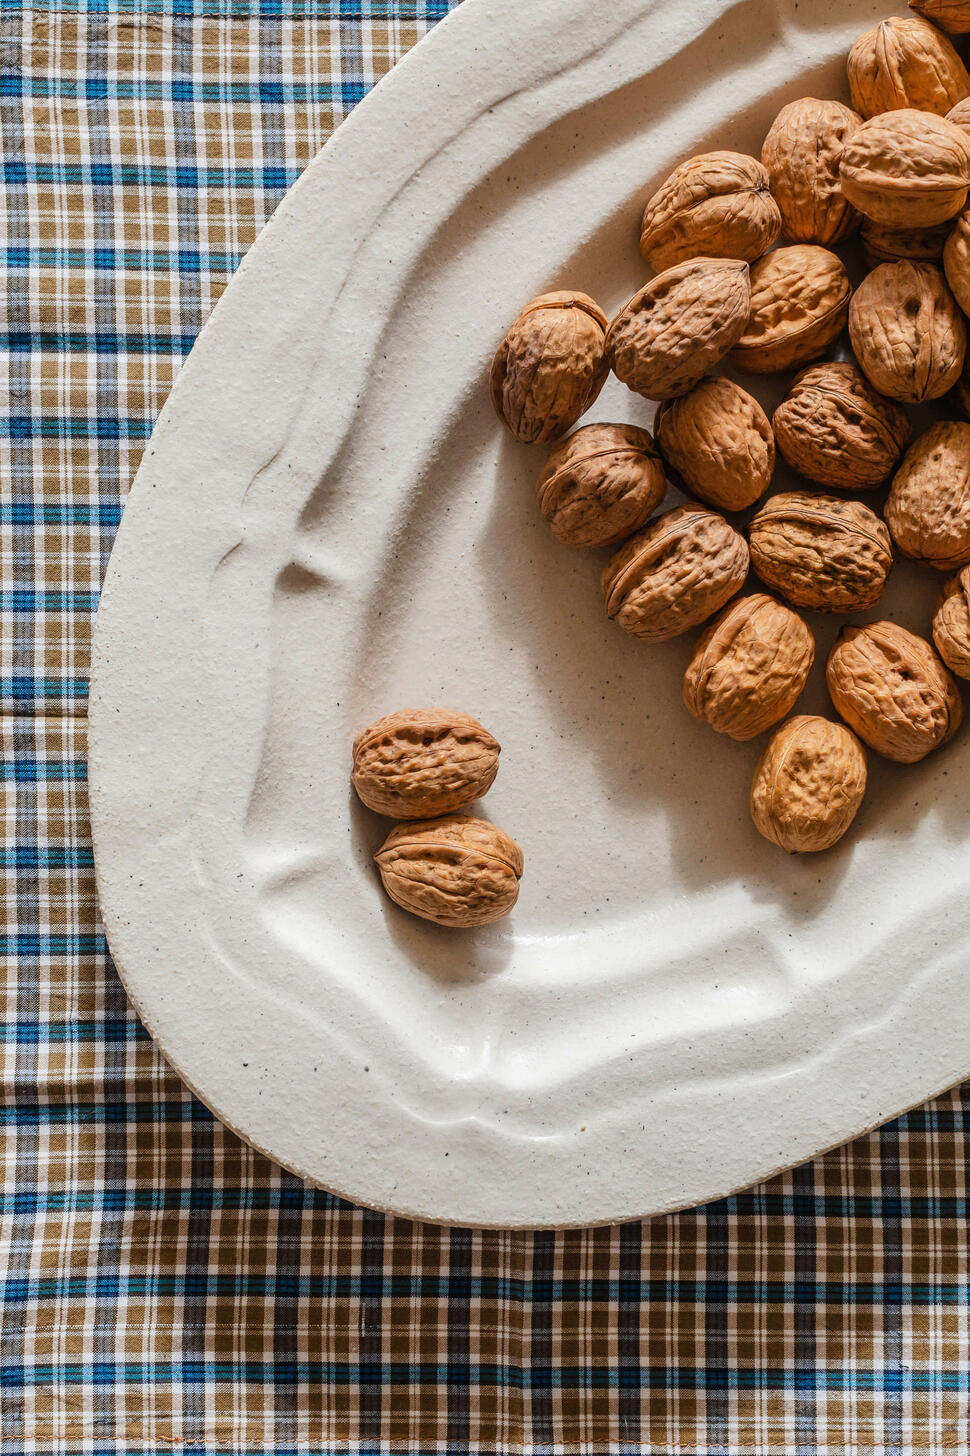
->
[89,0,970,1228]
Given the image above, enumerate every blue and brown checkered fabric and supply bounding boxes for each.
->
[3,0,970,1450]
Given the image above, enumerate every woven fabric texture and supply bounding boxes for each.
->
[3,1,970,1451]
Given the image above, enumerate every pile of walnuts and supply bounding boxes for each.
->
[491,4,970,855]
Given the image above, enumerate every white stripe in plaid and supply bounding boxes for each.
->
[3,1,970,1450]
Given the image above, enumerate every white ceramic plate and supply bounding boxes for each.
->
[90,0,970,1228]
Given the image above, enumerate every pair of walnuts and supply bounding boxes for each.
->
[490,7,970,855]
[351,709,523,928]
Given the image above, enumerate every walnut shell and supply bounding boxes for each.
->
[912,0,970,35]
[849,261,966,403]
[639,151,781,270]
[607,258,751,402]
[352,709,500,819]
[860,218,952,269]
[602,503,749,643]
[683,594,815,741]
[761,98,863,246]
[490,292,608,444]
[947,96,970,140]
[885,420,970,570]
[838,110,970,228]
[956,354,970,417]
[848,16,970,118]
[933,565,970,676]
[772,362,912,490]
[655,378,774,512]
[944,206,970,316]
[750,716,867,854]
[748,492,893,613]
[729,245,851,374]
[827,621,963,762]
[536,423,666,548]
[375,815,523,928]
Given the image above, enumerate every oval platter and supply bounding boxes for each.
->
[88,0,970,1227]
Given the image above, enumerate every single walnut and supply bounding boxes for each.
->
[912,0,970,34]
[827,621,963,762]
[956,354,970,418]
[683,594,815,741]
[860,218,952,269]
[944,206,970,317]
[601,504,749,643]
[729,245,851,374]
[751,716,868,854]
[639,151,781,270]
[352,709,500,819]
[655,378,774,512]
[490,292,608,444]
[849,262,966,403]
[748,492,893,613]
[607,258,751,401]
[933,565,970,676]
[761,98,862,246]
[838,110,970,227]
[772,362,911,490]
[885,420,970,570]
[848,16,970,118]
[536,423,666,548]
[375,815,523,928]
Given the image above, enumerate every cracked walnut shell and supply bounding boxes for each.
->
[536,423,666,549]
[849,262,966,403]
[772,362,911,490]
[748,493,893,613]
[886,421,970,570]
[655,378,774,513]
[683,594,815,742]
[730,245,851,374]
[375,815,523,928]
[607,258,750,402]
[751,716,867,854]
[352,709,500,819]
[601,504,749,643]
[933,566,970,677]
[490,291,608,444]
[827,622,962,762]
[838,110,970,228]
[847,16,970,118]
[639,151,781,270]
[761,98,862,247]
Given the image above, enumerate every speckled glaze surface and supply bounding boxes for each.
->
[89,0,970,1228]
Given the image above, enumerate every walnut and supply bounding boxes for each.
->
[838,110,970,227]
[490,291,608,443]
[849,262,966,403]
[860,218,952,269]
[933,565,970,676]
[729,245,851,374]
[947,96,970,139]
[956,355,970,418]
[912,0,970,34]
[607,258,751,401]
[639,151,781,270]
[943,206,970,316]
[601,503,749,643]
[352,709,500,819]
[683,594,814,741]
[748,492,893,613]
[772,362,911,490]
[750,716,867,853]
[885,420,970,570]
[655,377,774,512]
[761,98,862,246]
[848,16,970,118]
[536,423,666,548]
[827,621,963,762]
[375,815,523,928]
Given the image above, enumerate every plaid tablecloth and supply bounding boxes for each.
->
[3,0,970,1450]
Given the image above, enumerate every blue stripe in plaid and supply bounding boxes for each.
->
[2,333,195,354]
[0,0,455,13]
[2,418,152,439]
[0,1019,148,1043]
[0,846,95,867]
[0,76,370,105]
[0,759,87,780]
[5,247,243,272]
[0,677,90,698]
[3,161,299,188]
[0,502,124,525]
[0,593,99,610]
